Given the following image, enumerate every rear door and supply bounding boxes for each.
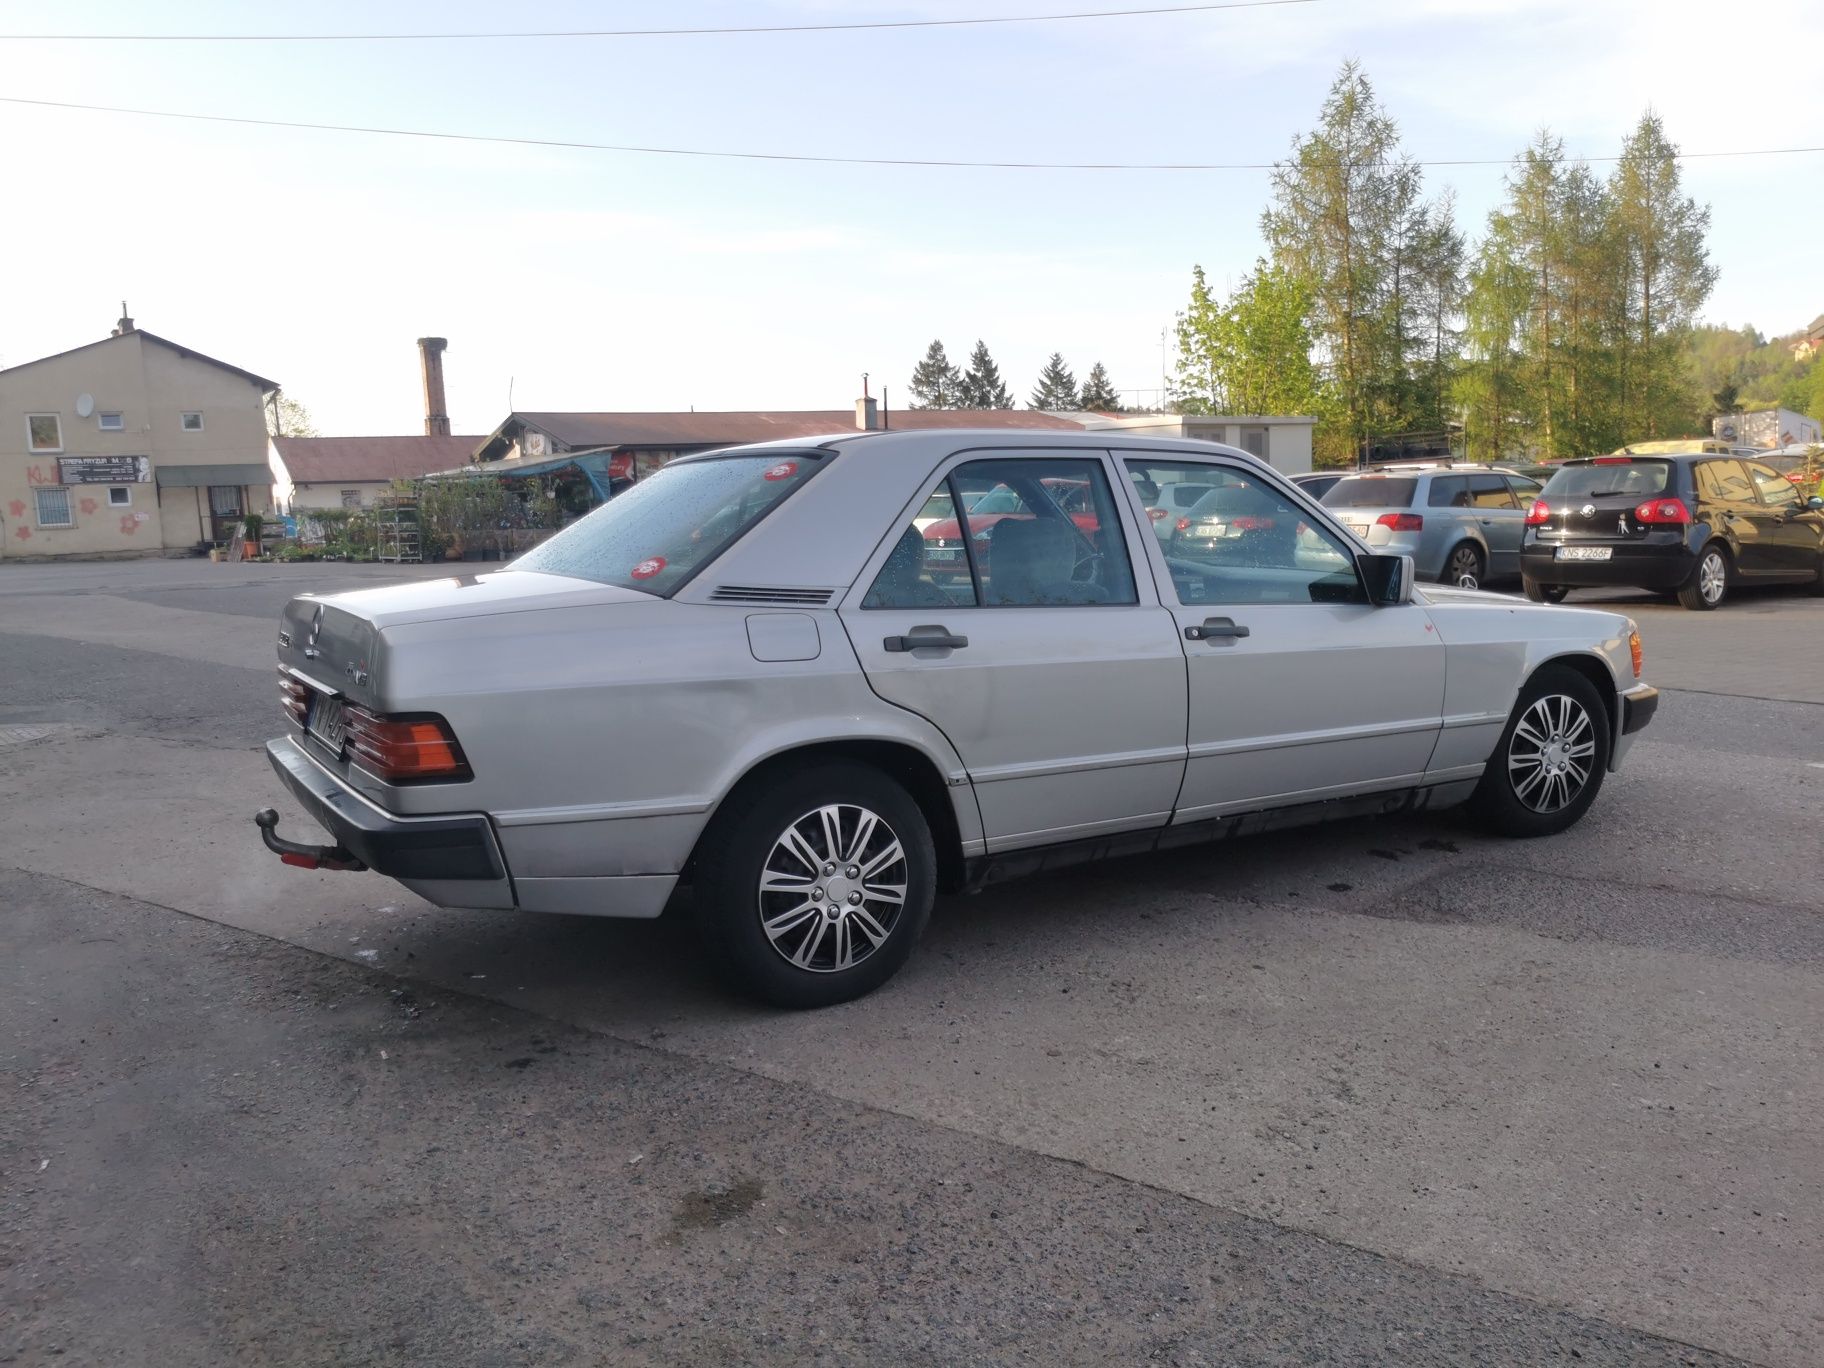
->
[1700,458,1778,574]
[842,451,1187,851]
[1467,473,1523,578]
[1120,454,1445,817]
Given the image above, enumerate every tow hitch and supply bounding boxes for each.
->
[255,808,368,872]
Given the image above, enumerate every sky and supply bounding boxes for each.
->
[1,0,1820,437]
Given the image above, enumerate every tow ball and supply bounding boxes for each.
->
[255,808,368,872]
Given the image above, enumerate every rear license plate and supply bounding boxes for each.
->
[1556,546,1613,561]
[926,549,961,562]
[308,693,348,754]
[1346,522,1370,537]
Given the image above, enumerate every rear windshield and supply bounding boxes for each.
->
[1321,477,1417,509]
[1541,459,1672,498]
[511,451,822,594]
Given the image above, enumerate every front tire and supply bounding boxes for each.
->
[1677,543,1730,611]
[1523,578,1569,604]
[1466,666,1611,838]
[1444,541,1485,590]
[693,761,935,1008]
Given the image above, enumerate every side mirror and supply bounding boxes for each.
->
[1807,495,1824,512]
[1358,552,1415,606]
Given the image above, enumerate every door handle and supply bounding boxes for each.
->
[1185,617,1250,641]
[884,627,969,653]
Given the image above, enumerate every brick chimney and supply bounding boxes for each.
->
[417,337,451,437]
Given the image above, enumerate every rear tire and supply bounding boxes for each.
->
[692,761,935,1009]
[1466,665,1610,838]
[1808,551,1824,596]
[1676,543,1730,611]
[1444,541,1485,590]
[1523,578,1569,604]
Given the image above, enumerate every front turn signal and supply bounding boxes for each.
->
[1629,629,1643,679]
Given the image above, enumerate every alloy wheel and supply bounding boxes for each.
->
[757,804,907,973]
[1448,546,1481,589]
[1506,693,1597,813]
[1699,551,1727,605]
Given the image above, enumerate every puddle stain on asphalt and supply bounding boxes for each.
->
[666,1177,766,1245]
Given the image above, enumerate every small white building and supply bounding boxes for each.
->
[269,434,484,513]
[1066,412,1316,474]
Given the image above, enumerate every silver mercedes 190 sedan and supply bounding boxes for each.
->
[256,431,1658,1007]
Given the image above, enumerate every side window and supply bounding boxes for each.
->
[1712,460,1755,503]
[1124,459,1365,607]
[1505,474,1542,503]
[950,458,1137,607]
[864,482,979,609]
[1468,474,1517,509]
[1745,462,1801,510]
[1694,461,1726,503]
[1427,476,1469,508]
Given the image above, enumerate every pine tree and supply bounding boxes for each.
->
[1029,353,1080,409]
[907,339,961,409]
[1079,361,1121,411]
[959,340,1014,409]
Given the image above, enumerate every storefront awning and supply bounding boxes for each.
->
[155,464,272,487]
[423,450,628,500]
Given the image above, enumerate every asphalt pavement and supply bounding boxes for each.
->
[2,557,1820,1367]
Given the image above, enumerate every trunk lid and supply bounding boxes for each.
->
[1534,459,1678,543]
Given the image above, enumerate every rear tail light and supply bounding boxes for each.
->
[1633,497,1692,525]
[1525,500,1552,526]
[1593,456,1632,465]
[1629,629,1643,679]
[1375,513,1424,532]
[1148,507,1169,522]
[1175,516,1191,532]
[278,670,309,725]
[344,705,472,783]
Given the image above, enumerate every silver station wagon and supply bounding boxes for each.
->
[257,432,1658,1006]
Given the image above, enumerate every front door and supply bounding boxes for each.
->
[1744,460,1821,577]
[840,452,1187,850]
[208,484,243,543]
[1467,472,1525,579]
[1119,455,1447,819]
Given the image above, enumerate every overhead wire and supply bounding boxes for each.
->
[2,95,1819,171]
[0,1,1320,42]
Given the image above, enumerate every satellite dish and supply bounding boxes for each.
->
[75,393,95,418]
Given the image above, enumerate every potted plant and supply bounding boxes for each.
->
[242,513,264,559]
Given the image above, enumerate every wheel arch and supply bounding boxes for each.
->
[686,738,970,892]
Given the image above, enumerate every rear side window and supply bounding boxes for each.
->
[1541,460,1673,499]
[1322,477,1417,509]
[511,451,822,594]
[1468,474,1516,509]
[1746,462,1801,510]
[1426,476,1469,508]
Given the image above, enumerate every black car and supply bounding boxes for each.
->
[1520,453,1824,610]
[1290,470,1345,499]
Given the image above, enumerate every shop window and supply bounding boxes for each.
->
[34,487,74,527]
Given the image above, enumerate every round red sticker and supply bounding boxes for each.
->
[763,461,798,481]
[630,556,667,580]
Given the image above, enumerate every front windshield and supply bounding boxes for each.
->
[511,451,822,593]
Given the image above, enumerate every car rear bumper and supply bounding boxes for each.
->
[1521,541,1694,589]
[266,735,514,894]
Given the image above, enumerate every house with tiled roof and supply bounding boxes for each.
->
[269,433,483,512]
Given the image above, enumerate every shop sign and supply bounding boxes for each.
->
[59,455,151,484]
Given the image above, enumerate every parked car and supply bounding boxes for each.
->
[257,432,1657,1007]
[1519,452,1824,609]
[919,475,1099,580]
[1319,466,1544,589]
[1290,471,1345,499]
